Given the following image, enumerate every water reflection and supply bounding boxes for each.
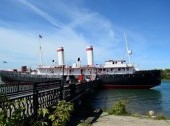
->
[91,89,163,115]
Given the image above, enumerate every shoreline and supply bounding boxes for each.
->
[92,112,170,126]
[162,79,170,81]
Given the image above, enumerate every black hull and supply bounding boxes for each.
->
[0,70,161,89]
[98,70,161,89]
[0,70,61,84]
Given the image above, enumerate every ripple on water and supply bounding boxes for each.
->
[91,81,170,117]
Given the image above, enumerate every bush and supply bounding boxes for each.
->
[108,100,128,115]
[49,100,74,126]
[154,114,167,120]
[33,100,74,126]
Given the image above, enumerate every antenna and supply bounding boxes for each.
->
[39,35,43,66]
[124,33,132,63]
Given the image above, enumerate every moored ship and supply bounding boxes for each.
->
[0,45,161,89]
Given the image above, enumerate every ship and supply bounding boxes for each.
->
[0,45,161,89]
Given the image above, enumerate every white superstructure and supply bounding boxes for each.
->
[35,45,136,76]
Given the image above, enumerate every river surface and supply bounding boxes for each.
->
[91,80,170,117]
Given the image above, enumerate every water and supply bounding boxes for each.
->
[91,80,170,117]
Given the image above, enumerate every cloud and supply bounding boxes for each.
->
[18,0,120,45]
[18,0,64,29]
[0,0,123,68]
[17,0,124,58]
[0,27,40,68]
[0,0,153,70]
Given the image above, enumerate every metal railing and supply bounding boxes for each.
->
[0,79,98,118]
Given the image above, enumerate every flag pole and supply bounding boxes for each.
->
[39,35,43,66]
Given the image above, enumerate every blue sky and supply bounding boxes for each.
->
[0,0,170,70]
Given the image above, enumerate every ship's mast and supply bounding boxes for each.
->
[124,33,132,64]
[39,35,43,66]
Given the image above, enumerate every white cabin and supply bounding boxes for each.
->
[97,60,136,75]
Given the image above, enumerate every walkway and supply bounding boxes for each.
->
[93,113,170,126]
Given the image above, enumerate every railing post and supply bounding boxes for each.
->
[69,83,76,99]
[59,79,63,100]
[17,82,20,92]
[33,82,39,117]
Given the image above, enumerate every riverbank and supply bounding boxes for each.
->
[92,112,170,126]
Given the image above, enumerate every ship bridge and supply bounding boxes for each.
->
[104,60,128,68]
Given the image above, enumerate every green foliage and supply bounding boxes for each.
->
[33,100,74,126]
[49,100,74,126]
[33,108,49,126]
[108,100,128,115]
[38,108,49,118]
[161,69,170,80]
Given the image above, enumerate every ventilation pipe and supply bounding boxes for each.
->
[57,47,64,66]
[86,46,94,66]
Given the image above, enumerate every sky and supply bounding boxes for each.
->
[0,0,170,70]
